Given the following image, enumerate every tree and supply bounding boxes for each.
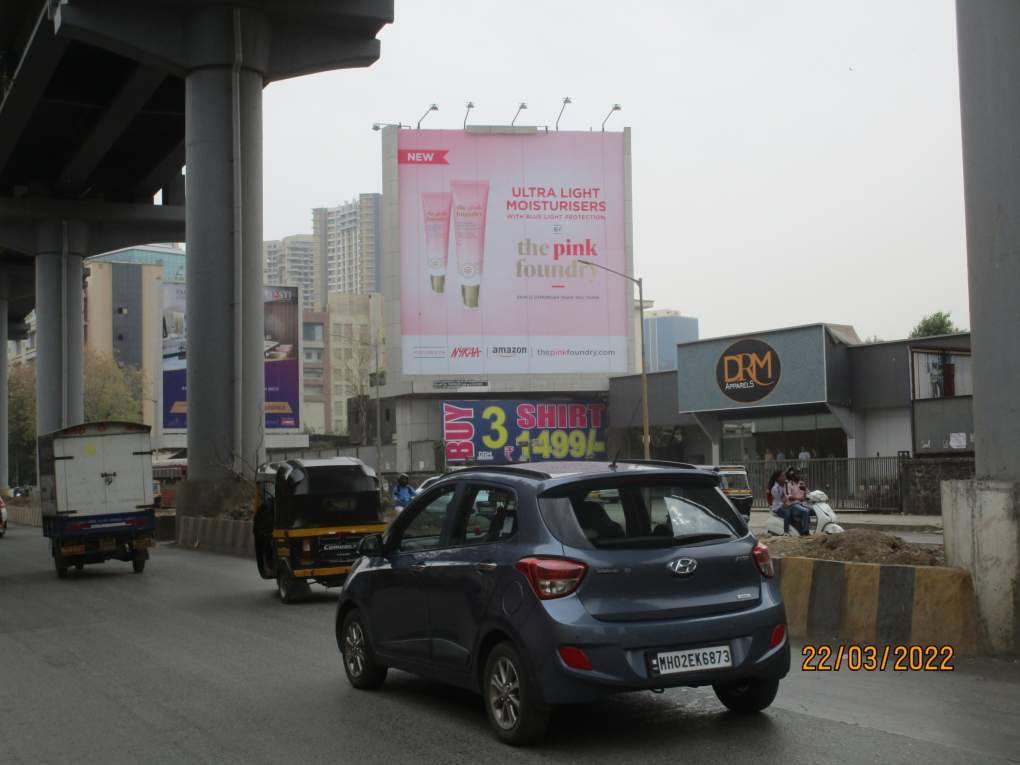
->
[83,352,145,423]
[909,311,960,339]
[5,353,145,486]
[7,363,37,486]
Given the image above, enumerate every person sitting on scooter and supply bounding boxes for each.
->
[392,474,416,513]
[768,470,792,534]
[784,468,812,535]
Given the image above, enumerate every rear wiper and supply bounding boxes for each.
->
[670,533,733,546]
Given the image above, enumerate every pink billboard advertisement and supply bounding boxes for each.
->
[398,129,629,375]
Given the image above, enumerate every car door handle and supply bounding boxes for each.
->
[475,562,498,573]
[411,562,428,573]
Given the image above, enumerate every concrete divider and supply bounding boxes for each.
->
[776,556,980,654]
[176,515,254,559]
[7,503,42,527]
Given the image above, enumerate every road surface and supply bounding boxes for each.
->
[1,523,1017,764]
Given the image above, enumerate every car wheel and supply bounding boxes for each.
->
[339,611,387,690]
[713,677,780,713]
[55,555,68,579]
[276,569,308,603]
[75,563,84,571]
[483,642,550,746]
[132,553,146,574]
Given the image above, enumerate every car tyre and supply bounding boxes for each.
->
[55,555,68,579]
[483,642,550,746]
[339,610,387,690]
[713,677,780,714]
[277,569,308,603]
[132,553,146,574]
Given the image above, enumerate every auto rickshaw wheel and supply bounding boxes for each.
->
[277,568,309,603]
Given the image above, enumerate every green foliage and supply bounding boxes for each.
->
[83,352,145,424]
[909,311,960,339]
[7,363,37,485]
[5,353,144,486]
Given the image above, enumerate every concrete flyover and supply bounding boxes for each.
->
[0,1,393,508]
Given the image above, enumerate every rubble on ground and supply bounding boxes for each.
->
[761,528,944,566]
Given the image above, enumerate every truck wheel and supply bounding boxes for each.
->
[132,553,146,573]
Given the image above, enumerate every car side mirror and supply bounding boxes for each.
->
[358,533,383,557]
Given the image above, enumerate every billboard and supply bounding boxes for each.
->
[677,326,827,413]
[161,283,301,431]
[442,399,607,464]
[398,129,629,376]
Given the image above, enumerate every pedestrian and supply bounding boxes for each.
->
[392,474,416,513]
[764,447,775,462]
[798,445,811,469]
[776,449,787,461]
[784,468,811,535]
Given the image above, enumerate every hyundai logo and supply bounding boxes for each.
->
[668,558,698,577]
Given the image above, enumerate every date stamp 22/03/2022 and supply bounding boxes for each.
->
[801,644,955,672]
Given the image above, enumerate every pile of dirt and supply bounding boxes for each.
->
[762,528,944,566]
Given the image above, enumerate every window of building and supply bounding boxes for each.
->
[304,349,323,363]
[304,367,323,379]
[303,323,324,342]
[912,350,973,400]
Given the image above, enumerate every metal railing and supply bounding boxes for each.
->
[746,457,902,511]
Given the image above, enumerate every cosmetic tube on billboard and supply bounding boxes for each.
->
[450,180,490,308]
[421,192,452,293]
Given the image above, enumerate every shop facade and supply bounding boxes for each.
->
[608,324,973,465]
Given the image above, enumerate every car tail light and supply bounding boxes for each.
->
[769,624,786,649]
[302,539,312,554]
[752,542,774,578]
[515,557,587,600]
[558,646,593,671]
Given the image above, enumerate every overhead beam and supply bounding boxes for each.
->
[53,3,184,77]
[134,138,184,198]
[266,30,380,83]
[55,64,166,195]
[0,5,69,173]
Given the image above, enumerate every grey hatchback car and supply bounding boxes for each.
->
[336,460,789,745]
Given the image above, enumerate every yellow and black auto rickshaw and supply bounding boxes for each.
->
[253,457,387,603]
[700,464,754,522]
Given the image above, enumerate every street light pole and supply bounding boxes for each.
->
[374,334,382,473]
[584,260,651,460]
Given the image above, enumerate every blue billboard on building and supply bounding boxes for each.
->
[162,283,302,432]
[442,399,607,464]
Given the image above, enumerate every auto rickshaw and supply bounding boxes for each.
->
[253,457,387,603]
[699,464,754,522]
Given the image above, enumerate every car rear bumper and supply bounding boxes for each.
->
[520,588,790,705]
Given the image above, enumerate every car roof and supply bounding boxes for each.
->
[435,460,719,492]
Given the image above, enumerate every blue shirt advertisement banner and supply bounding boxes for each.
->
[161,283,302,432]
[442,400,607,464]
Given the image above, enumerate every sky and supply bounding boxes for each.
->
[262,0,968,342]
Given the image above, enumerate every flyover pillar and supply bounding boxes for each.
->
[0,299,8,493]
[35,220,86,437]
[183,6,266,490]
[943,0,1020,654]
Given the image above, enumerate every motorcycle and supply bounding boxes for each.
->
[766,489,845,537]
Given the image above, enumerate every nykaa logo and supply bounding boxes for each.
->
[716,339,782,403]
[451,346,481,359]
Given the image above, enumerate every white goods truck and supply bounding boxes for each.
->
[38,422,156,578]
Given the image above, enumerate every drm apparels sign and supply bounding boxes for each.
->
[442,400,607,464]
[397,129,630,376]
[716,338,782,403]
[678,326,827,412]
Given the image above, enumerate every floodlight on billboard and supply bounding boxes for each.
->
[397,128,631,376]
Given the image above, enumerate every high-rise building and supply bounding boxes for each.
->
[643,310,700,372]
[262,234,317,311]
[313,194,381,299]
[326,292,384,436]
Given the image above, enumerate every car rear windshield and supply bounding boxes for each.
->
[540,476,746,549]
[283,491,382,528]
